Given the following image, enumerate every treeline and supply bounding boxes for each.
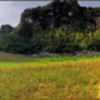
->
[0,28,100,54]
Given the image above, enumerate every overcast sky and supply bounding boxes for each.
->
[0,1,100,27]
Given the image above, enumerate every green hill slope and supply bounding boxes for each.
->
[0,51,34,61]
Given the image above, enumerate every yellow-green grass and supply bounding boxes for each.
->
[0,57,100,99]
[0,51,100,99]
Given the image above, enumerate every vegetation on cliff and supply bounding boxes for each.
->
[0,0,100,54]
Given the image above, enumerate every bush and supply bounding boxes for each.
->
[0,34,23,53]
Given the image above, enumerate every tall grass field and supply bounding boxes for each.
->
[0,51,100,99]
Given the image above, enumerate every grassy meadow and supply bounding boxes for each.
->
[0,51,100,99]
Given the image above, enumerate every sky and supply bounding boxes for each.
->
[0,1,100,27]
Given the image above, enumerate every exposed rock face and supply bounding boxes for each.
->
[20,0,80,30]
[19,0,100,36]
[0,24,13,34]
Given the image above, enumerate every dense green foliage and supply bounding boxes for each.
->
[0,28,100,54]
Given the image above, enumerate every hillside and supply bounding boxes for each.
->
[0,0,100,55]
[0,51,34,61]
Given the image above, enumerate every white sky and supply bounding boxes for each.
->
[0,1,100,27]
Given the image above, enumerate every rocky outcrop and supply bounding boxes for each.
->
[19,0,100,36]
[20,0,80,30]
[0,24,13,34]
